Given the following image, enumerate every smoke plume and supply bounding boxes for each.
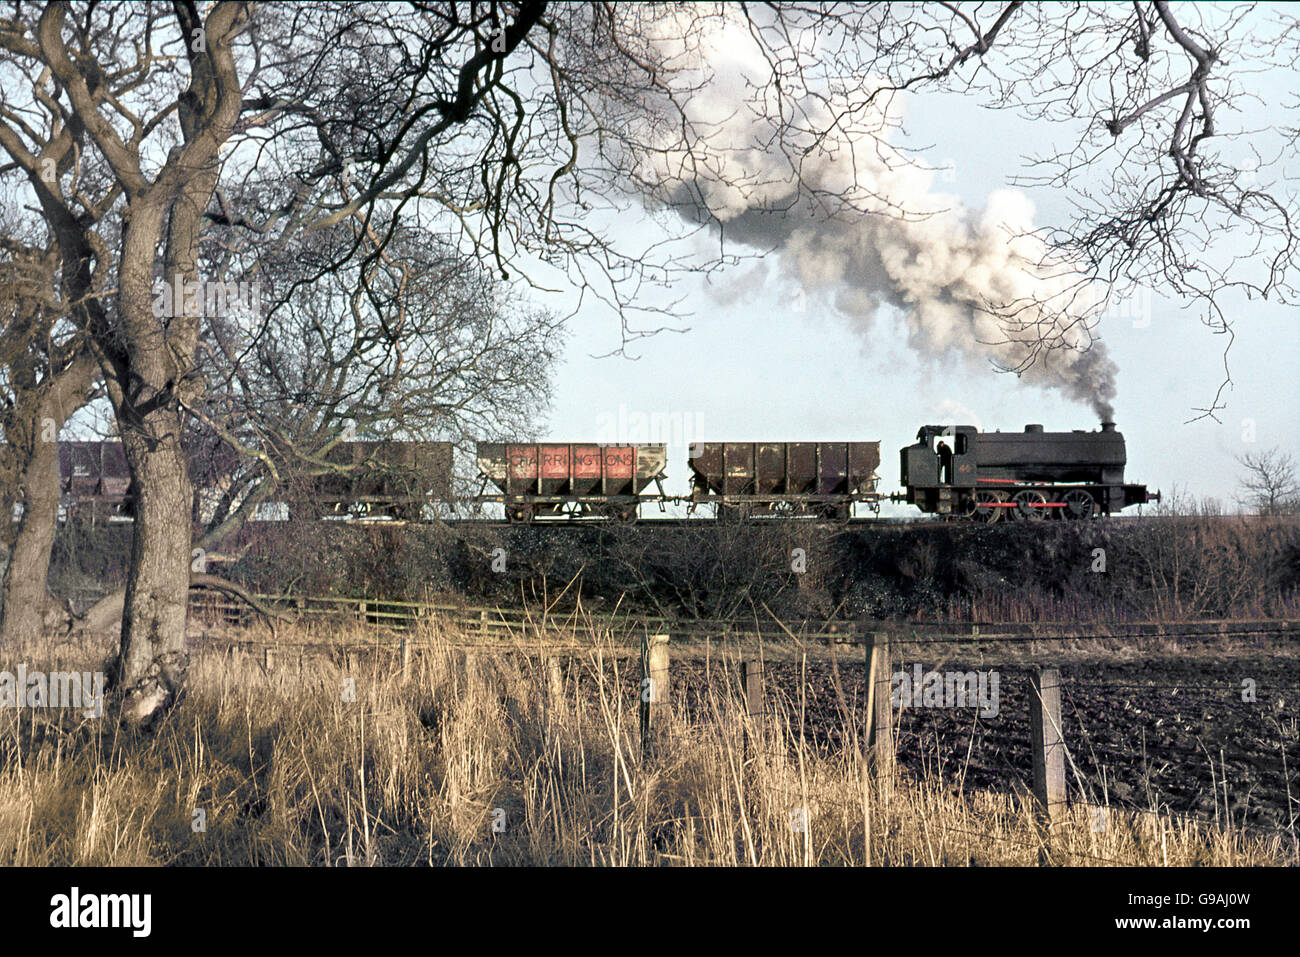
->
[630,10,1118,421]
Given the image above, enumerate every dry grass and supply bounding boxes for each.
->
[0,620,1291,866]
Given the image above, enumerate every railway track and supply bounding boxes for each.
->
[199,511,1193,530]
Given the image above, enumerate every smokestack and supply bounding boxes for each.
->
[1100,421,1116,432]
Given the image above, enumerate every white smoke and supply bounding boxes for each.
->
[628,9,1118,421]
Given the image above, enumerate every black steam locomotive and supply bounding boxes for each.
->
[900,422,1156,522]
[42,421,1155,524]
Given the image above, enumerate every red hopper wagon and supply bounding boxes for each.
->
[476,442,669,522]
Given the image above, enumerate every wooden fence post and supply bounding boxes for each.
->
[263,646,275,673]
[1029,667,1066,827]
[547,657,564,702]
[740,657,765,761]
[865,632,894,782]
[541,656,565,750]
[640,634,670,759]
[400,638,411,679]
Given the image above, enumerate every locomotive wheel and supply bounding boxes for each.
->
[970,490,1005,523]
[1011,489,1048,522]
[1063,489,1096,520]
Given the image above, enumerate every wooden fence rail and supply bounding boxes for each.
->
[187,591,865,643]
[187,589,1297,647]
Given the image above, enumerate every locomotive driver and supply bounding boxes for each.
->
[937,440,953,485]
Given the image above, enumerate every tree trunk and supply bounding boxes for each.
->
[115,405,194,724]
[0,353,96,644]
[0,435,62,644]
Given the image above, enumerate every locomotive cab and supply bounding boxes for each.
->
[901,426,978,512]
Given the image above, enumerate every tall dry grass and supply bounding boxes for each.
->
[0,620,1291,866]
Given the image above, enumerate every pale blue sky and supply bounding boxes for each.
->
[534,68,1299,515]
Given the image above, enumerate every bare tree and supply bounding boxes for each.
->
[0,228,98,642]
[1236,448,1300,516]
[190,216,565,538]
[0,1,1295,726]
[0,2,697,723]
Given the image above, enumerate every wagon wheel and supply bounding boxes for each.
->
[717,503,748,524]
[507,504,534,524]
[969,489,1006,524]
[389,502,422,522]
[1011,489,1048,522]
[814,503,846,523]
[616,504,639,525]
[294,501,330,521]
[1062,489,1096,521]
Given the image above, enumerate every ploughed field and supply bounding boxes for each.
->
[576,650,1299,833]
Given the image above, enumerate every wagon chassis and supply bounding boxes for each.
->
[477,483,885,524]
[686,492,882,523]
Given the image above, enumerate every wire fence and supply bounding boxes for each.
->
[627,642,1300,863]
[183,590,1298,862]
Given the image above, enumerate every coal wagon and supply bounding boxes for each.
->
[292,441,454,520]
[58,440,134,520]
[688,441,881,521]
[476,442,668,522]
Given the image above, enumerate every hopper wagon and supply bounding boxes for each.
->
[475,442,668,522]
[687,441,882,522]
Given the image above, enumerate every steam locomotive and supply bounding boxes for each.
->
[47,422,1155,524]
[898,422,1156,523]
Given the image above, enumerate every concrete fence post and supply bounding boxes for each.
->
[1030,667,1066,827]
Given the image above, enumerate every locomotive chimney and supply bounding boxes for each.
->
[1100,421,1116,432]
[1024,424,1044,433]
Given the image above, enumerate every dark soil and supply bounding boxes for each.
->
[574,650,1300,835]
